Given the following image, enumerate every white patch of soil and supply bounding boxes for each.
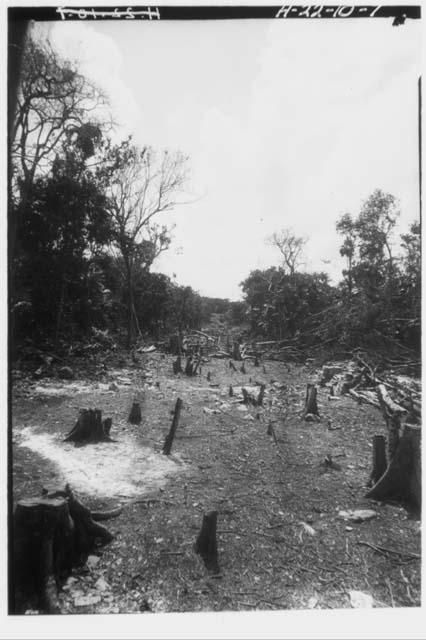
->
[17,426,186,499]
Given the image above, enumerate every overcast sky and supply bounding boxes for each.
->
[42,14,421,300]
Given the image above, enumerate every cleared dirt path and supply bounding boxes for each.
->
[11,353,421,613]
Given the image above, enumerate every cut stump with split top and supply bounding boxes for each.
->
[12,485,115,614]
[365,385,421,513]
[64,409,115,445]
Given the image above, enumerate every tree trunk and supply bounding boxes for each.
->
[64,409,115,445]
[304,383,319,418]
[162,398,182,455]
[195,511,219,574]
[376,384,408,460]
[173,355,182,374]
[128,402,142,424]
[232,342,242,361]
[367,435,387,487]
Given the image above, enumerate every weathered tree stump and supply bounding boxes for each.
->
[64,409,115,445]
[163,398,183,455]
[12,485,115,614]
[172,355,182,375]
[195,511,219,574]
[128,402,142,425]
[257,384,265,407]
[229,385,233,397]
[169,333,182,356]
[206,371,211,382]
[366,424,421,513]
[240,362,246,374]
[303,384,319,420]
[229,360,237,372]
[367,435,387,488]
[232,342,242,361]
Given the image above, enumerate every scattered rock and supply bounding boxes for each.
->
[74,594,101,607]
[86,555,101,569]
[349,590,374,608]
[95,577,110,592]
[299,522,316,536]
[307,596,318,609]
[108,382,119,391]
[338,509,377,523]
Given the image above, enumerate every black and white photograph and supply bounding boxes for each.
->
[5,0,423,635]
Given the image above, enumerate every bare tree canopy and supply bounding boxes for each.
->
[101,139,190,346]
[12,32,111,192]
[267,228,307,275]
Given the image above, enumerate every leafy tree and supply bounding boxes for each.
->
[13,142,112,345]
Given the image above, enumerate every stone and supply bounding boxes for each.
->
[349,590,374,608]
[86,555,100,569]
[74,594,101,607]
[95,577,110,592]
[338,509,377,523]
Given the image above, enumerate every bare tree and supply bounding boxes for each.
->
[12,33,110,190]
[104,140,190,347]
[267,228,307,275]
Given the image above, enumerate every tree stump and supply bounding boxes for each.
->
[128,402,142,425]
[232,342,242,361]
[367,435,387,487]
[229,360,237,372]
[366,424,421,513]
[195,511,219,574]
[169,333,182,356]
[240,362,246,374]
[172,355,182,375]
[229,385,233,397]
[303,384,319,419]
[163,398,183,455]
[254,355,260,367]
[64,409,115,445]
[257,384,265,407]
[12,485,115,614]
[206,371,211,382]
[184,356,194,376]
